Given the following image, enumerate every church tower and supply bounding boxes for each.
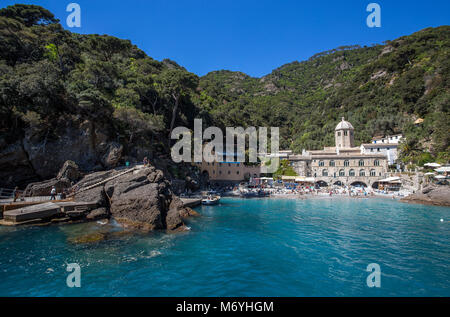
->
[335,117,354,148]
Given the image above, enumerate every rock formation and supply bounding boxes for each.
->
[23,160,81,197]
[72,166,195,232]
[401,185,450,207]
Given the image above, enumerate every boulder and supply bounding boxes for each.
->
[104,167,191,231]
[86,207,109,220]
[24,160,81,196]
[102,142,123,168]
[56,160,80,182]
[24,178,71,197]
[74,185,108,206]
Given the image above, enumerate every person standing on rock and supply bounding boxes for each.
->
[50,186,57,200]
[13,186,19,202]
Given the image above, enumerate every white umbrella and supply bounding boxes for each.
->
[424,163,441,168]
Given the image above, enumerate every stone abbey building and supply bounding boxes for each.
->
[195,118,389,188]
[289,118,389,188]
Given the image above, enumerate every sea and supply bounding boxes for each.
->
[0,197,449,296]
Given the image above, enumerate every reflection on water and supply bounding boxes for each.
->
[0,198,449,296]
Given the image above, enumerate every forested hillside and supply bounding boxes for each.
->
[0,5,202,186]
[0,4,448,186]
[198,27,450,164]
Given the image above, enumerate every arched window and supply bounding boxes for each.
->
[370,169,376,177]
[374,160,380,166]
[330,160,335,167]
[349,169,355,177]
[344,160,350,167]
[339,169,345,176]
[359,160,365,167]
[322,169,328,177]
[319,161,325,167]
[359,169,366,177]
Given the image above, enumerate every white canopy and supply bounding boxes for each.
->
[295,177,315,183]
[424,163,441,168]
[282,176,297,181]
[378,177,401,183]
[435,167,450,173]
[435,175,447,179]
[424,172,435,176]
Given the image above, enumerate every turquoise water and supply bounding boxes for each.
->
[0,197,449,297]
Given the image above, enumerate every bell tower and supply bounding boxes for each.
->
[335,117,355,148]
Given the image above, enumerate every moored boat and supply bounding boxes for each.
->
[202,194,221,205]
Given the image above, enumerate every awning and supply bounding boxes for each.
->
[295,177,315,183]
[435,167,450,173]
[435,175,447,180]
[424,172,435,176]
[424,163,441,168]
[282,176,297,181]
[378,177,401,183]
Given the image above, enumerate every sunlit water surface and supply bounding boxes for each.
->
[0,197,449,296]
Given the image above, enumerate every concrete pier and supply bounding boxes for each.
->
[180,198,202,208]
[1,201,97,225]
[3,202,61,223]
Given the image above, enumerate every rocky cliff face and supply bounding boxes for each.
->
[0,117,124,188]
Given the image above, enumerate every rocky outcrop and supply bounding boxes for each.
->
[74,185,107,206]
[56,160,80,181]
[0,142,38,187]
[103,167,191,232]
[86,207,109,220]
[72,166,195,232]
[102,142,123,168]
[0,116,124,188]
[24,178,71,197]
[24,160,81,197]
[401,185,450,207]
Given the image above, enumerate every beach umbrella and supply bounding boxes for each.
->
[424,163,441,168]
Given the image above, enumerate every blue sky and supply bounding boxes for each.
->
[2,0,449,77]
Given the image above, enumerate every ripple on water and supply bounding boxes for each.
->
[0,197,449,296]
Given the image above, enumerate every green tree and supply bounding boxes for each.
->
[156,69,199,146]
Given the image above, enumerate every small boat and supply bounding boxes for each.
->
[202,195,221,205]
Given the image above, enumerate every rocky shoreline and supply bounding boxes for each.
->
[401,185,450,207]
[5,162,200,233]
